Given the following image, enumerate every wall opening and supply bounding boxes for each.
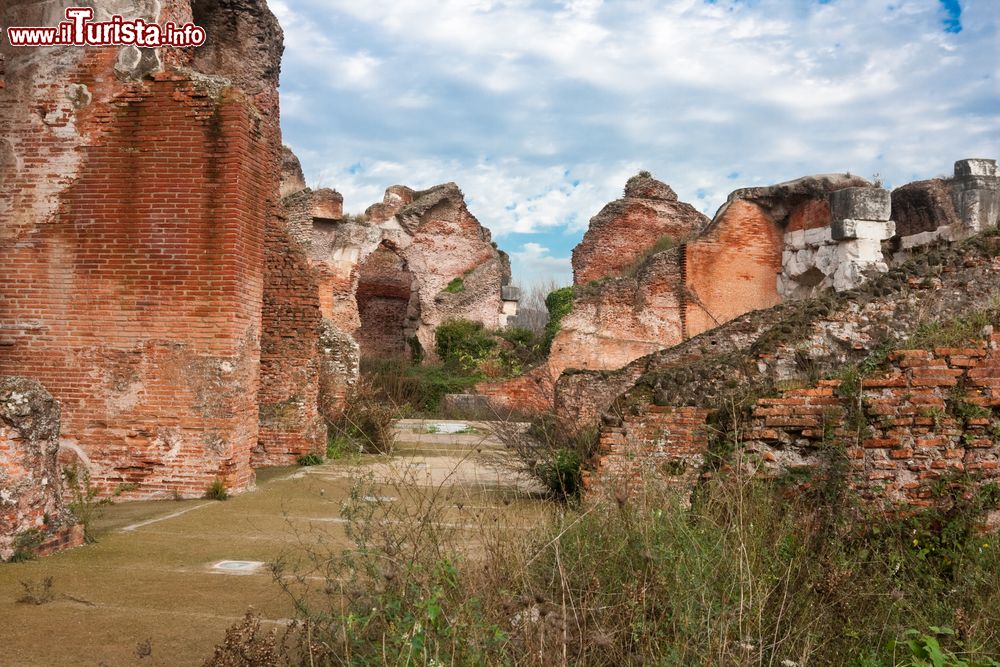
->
[355,242,419,359]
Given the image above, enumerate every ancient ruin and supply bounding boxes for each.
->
[555,159,1000,508]
[0,0,518,558]
[280,160,519,364]
[0,378,82,560]
[0,0,998,568]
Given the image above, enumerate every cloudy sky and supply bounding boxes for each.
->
[274,0,998,288]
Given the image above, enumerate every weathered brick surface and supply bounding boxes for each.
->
[891,178,962,238]
[571,175,708,285]
[557,229,1000,437]
[318,320,360,421]
[282,175,515,366]
[356,243,419,358]
[582,406,711,499]
[475,364,557,415]
[543,178,832,410]
[0,377,81,560]
[256,218,327,466]
[684,199,783,335]
[0,0,287,496]
[587,335,1000,509]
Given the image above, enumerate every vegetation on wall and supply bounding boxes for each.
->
[543,286,575,353]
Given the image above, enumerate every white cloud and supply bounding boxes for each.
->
[510,242,573,288]
[279,0,1000,285]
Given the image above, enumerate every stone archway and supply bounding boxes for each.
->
[354,242,420,359]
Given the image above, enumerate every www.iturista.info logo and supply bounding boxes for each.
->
[5,8,206,47]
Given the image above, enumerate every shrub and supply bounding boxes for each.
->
[204,478,228,501]
[325,434,355,460]
[327,380,396,454]
[8,529,45,563]
[16,577,55,605]
[622,233,689,277]
[492,412,598,501]
[203,611,294,667]
[360,358,479,415]
[435,319,496,370]
[542,287,574,353]
[296,453,323,467]
[217,458,1000,666]
[63,465,136,543]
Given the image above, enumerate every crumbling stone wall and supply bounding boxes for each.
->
[560,230,1000,435]
[318,321,360,421]
[571,175,708,285]
[891,159,1000,255]
[588,335,1000,516]
[256,219,326,467]
[0,0,289,496]
[548,175,860,383]
[519,167,998,417]
[279,163,517,365]
[356,243,420,359]
[1,378,82,560]
[576,231,1000,508]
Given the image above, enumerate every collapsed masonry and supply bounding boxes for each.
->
[0,378,83,560]
[481,160,1000,414]
[279,152,519,364]
[0,0,520,560]
[552,160,1000,512]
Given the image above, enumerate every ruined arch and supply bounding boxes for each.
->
[354,241,420,360]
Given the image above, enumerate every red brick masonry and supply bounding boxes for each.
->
[587,334,1000,511]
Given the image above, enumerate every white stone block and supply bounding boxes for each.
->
[955,158,998,178]
[836,238,883,264]
[803,226,833,246]
[831,219,895,241]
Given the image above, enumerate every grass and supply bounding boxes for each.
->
[204,478,228,501]
[904,309,997,350]
[622,233,688,277]
[296,453,323,467]
[218,458,1000,666]
[444,277,465,293]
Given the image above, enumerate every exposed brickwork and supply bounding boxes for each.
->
[279,171,516,368]
[0,377,81,560]
[571,175,708,285]
[557,234,1000,439]
[587,336,1000,510]
[356,244,418,359]
[475,365,557,415]
[582,406,711,498]
[318,320,360,421]
[684,199,783,334]
[256,219,326,467]
[0,0,288,497]
[550,249,686,377]
[544,177,839,405]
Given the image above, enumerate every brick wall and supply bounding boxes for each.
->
[587,335,1000,509]
[318,320,360,421]
[0,73,273,497]
[475,364,557,415]
[356,245,417,358]
[255,217,326,467]
[571,175,708,285]
[685,199,783,334]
